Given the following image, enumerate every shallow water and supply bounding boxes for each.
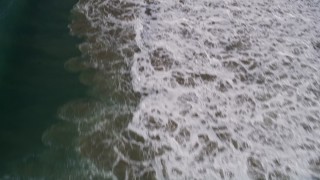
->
[1,0,320,179]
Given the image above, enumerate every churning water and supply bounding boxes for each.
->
[63,0,320,179]
[3,0,320,179]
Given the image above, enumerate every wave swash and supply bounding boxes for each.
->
[62,0,320,179]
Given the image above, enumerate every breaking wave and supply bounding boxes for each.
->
[63,0,320,179]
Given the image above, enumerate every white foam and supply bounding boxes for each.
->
[75,0,320,179]
[129,0,320,179]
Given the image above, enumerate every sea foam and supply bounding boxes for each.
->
[72,0,320,179]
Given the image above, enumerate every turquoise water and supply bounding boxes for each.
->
[0,0,86,176]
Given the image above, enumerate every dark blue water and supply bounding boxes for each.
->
[0,0,85,176]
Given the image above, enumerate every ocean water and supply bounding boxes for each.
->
[0,0,87,178]
[1,0,320,179]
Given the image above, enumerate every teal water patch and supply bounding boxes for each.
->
[0,0,15,20]
[0,0,23,83]
[0,0,86,176]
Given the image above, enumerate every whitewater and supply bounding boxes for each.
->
[66,0,320,179]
